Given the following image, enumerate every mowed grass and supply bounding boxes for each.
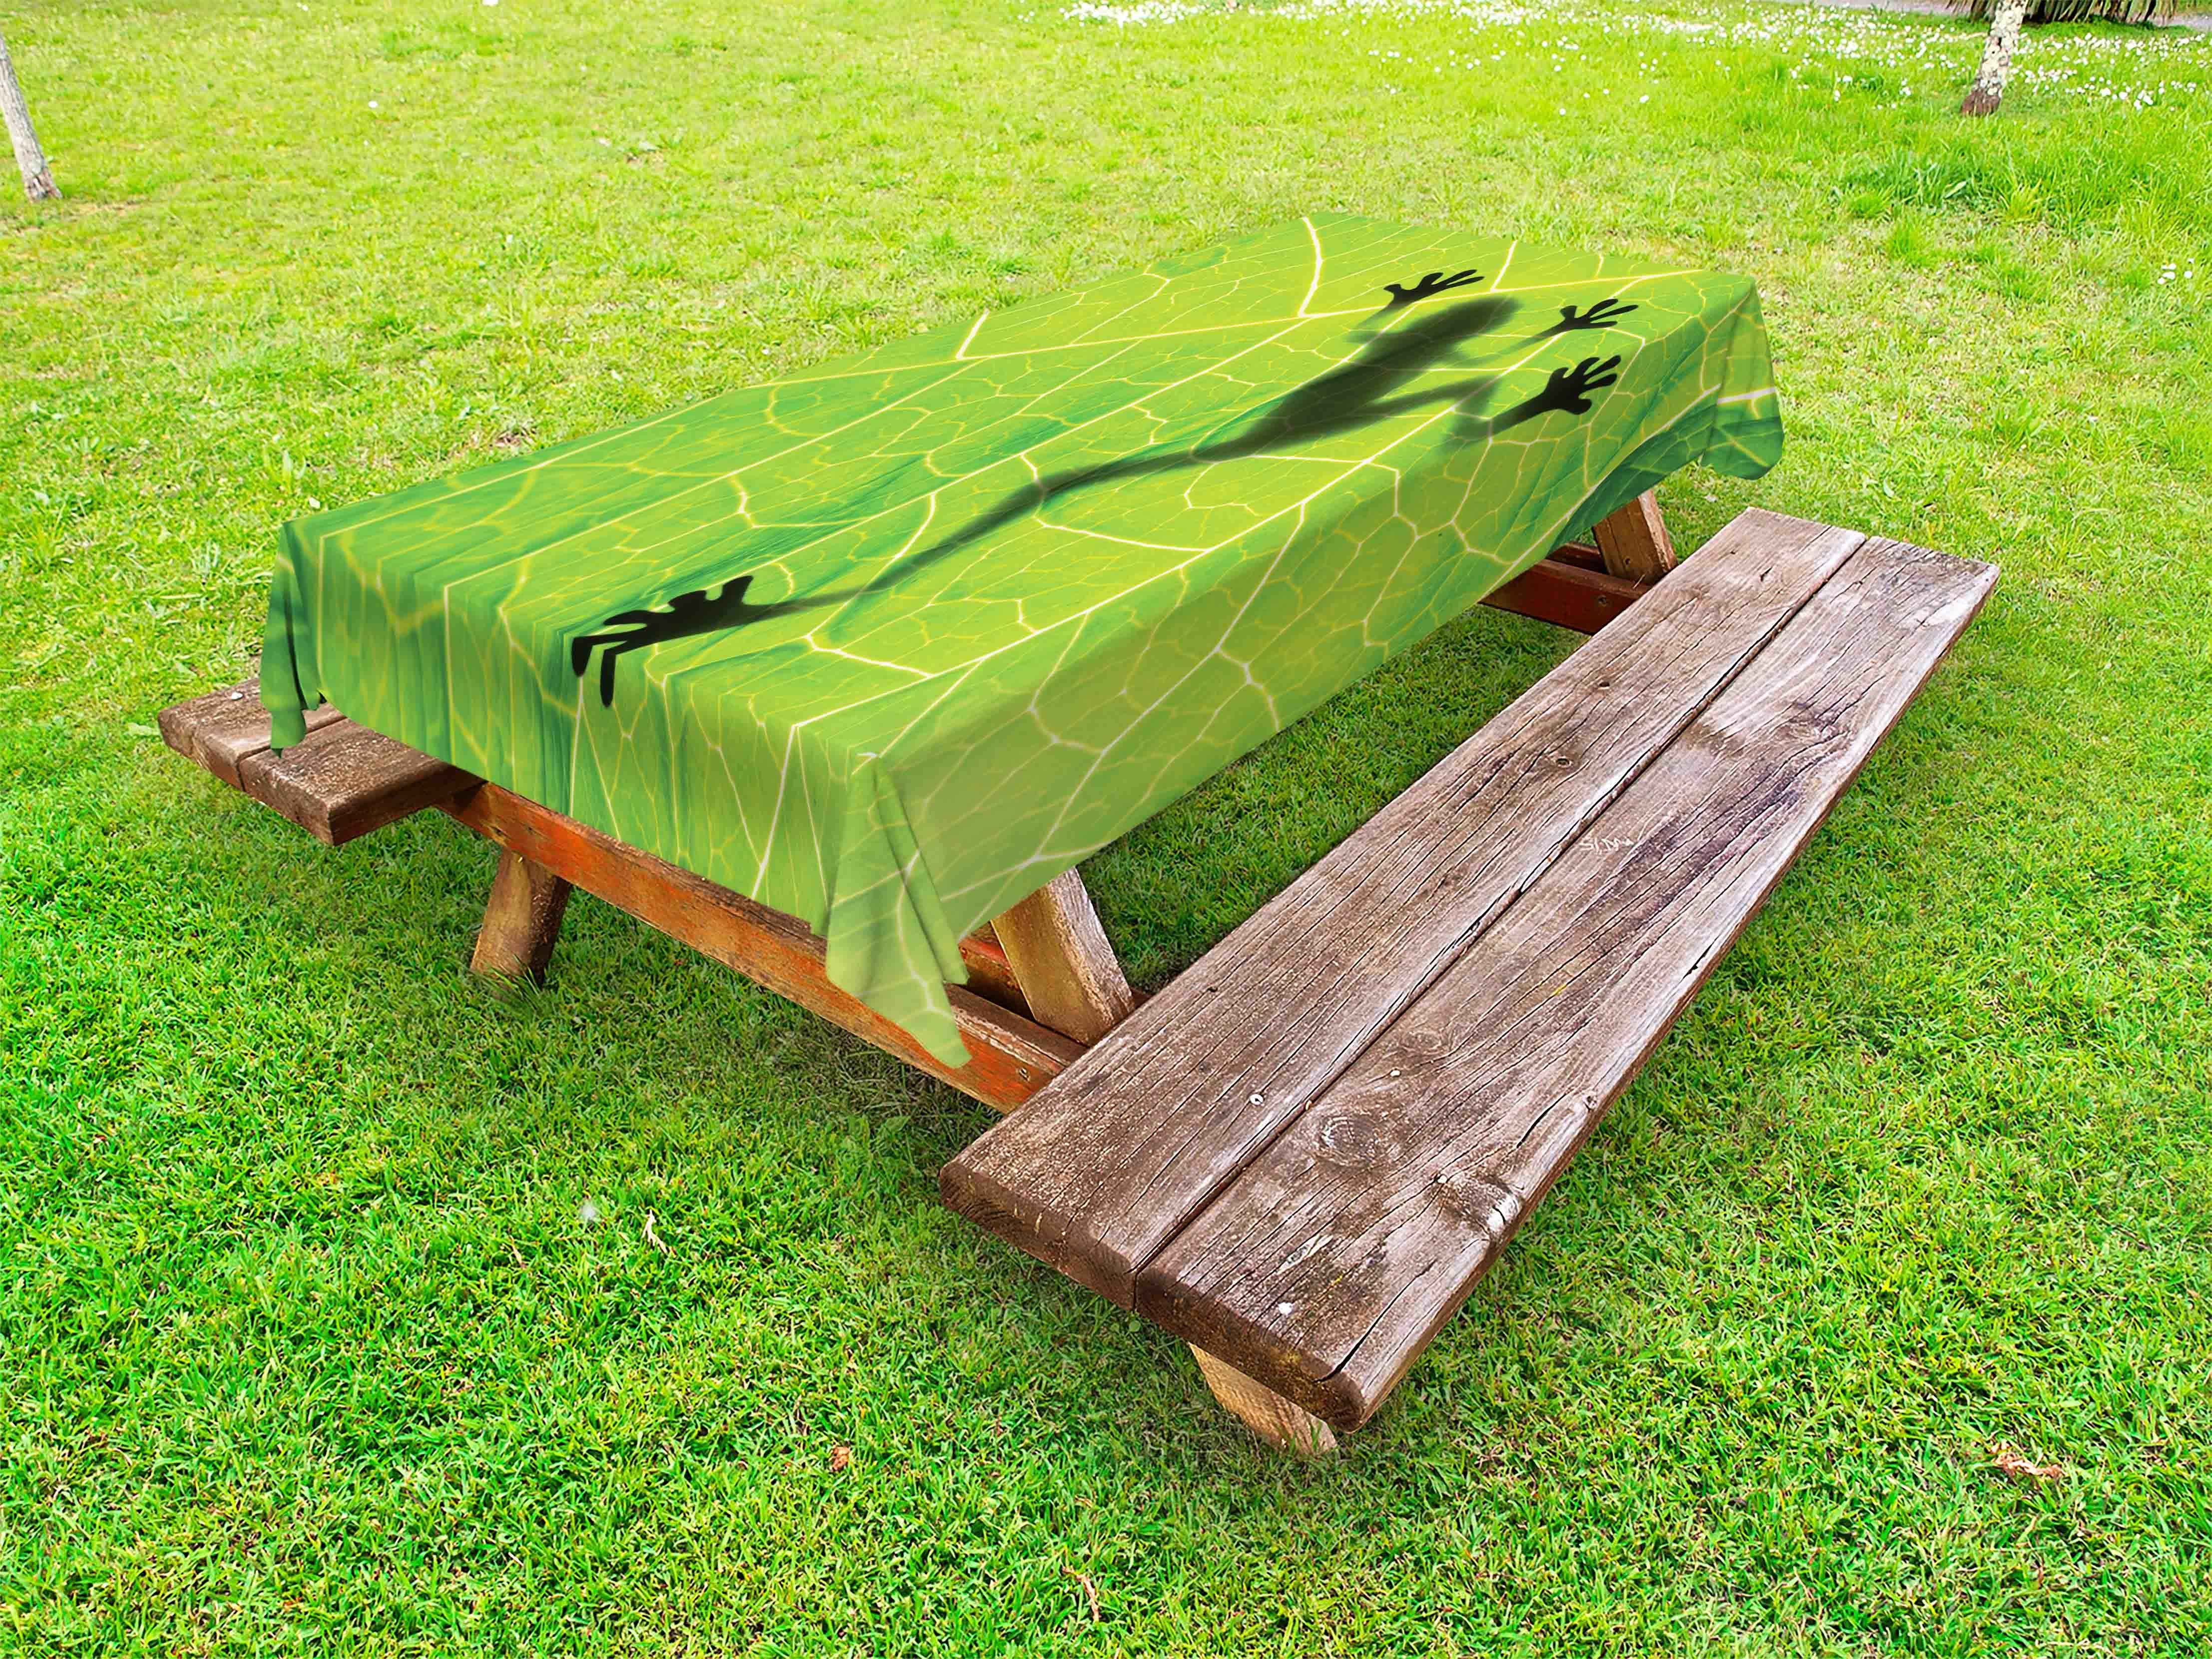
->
[3,0,2210,1652]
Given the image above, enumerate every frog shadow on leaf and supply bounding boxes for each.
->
[569,283,1635,706]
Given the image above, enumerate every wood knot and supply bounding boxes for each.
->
[1776,708,1841,747]
[1431,1167,1521,1236]
[1396,1023,1452,1059]
[1315,1112,1399,1171]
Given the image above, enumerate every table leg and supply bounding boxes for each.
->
[990,869,1136,1045]
[1189,1346,1338,1456]
[470,847,572,984]
[1590,490,1678,583]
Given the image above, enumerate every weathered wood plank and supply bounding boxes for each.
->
[942,511,1869,1307]
[158,680,344,790]
[1481,553,1649,635]
[1137,537,1998,1428]
[1591,490,1678,583]
[233,718,476,846]
[990,869,1135,1044]
[470,849,573,984]
[443,782,1082,1111]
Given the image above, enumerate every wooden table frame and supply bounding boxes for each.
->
[451,493,1679,1116]
[448,779,1099,1110]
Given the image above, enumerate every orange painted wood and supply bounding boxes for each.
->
[1482,554,1650,635]
[157,681,1075,1102]
[1542,540,1607,573]
[442,783,1082,1110]
[957,929,1030,1018]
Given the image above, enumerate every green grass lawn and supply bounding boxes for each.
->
[4,0,2210,1652]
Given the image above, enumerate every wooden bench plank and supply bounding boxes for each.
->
[941,511,1868,1308]
[1137,536,1998,1428]
[157,681,344,790]
[161,679,474,845]
[234,718,476,846]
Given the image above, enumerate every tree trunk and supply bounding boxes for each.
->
[1961,0,2029,118]
[0,26,59,202]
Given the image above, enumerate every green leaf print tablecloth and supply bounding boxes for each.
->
[263,215,1783,1066]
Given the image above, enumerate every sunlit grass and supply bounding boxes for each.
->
[2,0,2209,1653]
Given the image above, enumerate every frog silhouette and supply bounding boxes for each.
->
[570,281,1637,705]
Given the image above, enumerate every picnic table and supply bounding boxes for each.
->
[164,218,1993,1453]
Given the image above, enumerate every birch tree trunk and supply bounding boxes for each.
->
[1961,0,2029,117]
[0,26,60,201]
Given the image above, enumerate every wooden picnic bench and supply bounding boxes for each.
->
[159,503,1994,1455]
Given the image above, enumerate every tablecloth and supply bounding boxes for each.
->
[263,214,1783,1064]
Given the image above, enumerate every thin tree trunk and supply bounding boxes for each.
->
[1962,0,2029,117]
[0,26,59,202]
